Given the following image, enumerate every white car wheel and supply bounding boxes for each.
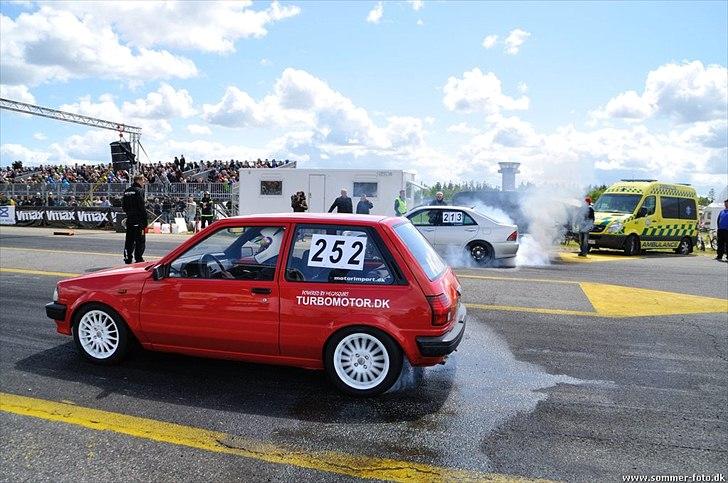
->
[73,304,129,364]
[77,310,120,359]
[333,333,390,390]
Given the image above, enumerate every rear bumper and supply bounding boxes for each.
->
[416,304,466,357]
[493,241,519,259]
[45,302,67,321]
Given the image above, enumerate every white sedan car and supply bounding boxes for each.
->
[404,205,519,265]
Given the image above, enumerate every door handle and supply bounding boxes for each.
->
[251,287,272,295]
[422,228,435,232]
[465,228,477,232]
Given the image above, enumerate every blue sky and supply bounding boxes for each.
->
[1,1,726,195]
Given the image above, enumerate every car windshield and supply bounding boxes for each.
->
[593,194,642,214]
[393,222,446,281]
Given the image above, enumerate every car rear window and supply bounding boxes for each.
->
[393,222,446,281]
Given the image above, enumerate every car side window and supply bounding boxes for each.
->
[679,198,697,220]
[660,197,680,219]
[285,225,396,285]
[409,209,439,226]
[168,226,285,281]
[637,196,656,218]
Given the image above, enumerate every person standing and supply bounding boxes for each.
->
[430,191,447,205]
[328,189,353,213]
[577,196,595,257]
[185,196,197,230]
[394,189,408,216]
[200,191,215,228]
[356,194,373,214]
[122,175,148,264]
[715,198,728,261]
[291,191,308,212]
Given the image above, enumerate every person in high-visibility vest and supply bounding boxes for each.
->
[394,189,408,216]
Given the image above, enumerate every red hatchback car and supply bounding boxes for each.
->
[46,214,466,396]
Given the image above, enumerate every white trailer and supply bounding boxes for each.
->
[238,168,422,216]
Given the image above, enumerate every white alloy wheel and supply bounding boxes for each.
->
[333,333,390,390]
[77,310,120,359]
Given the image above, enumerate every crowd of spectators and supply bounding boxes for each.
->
[0,156,295,186]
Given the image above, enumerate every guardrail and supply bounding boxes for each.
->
[1,182,238,202]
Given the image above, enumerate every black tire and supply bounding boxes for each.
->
[674,237,692,255]
[324,326,403,397]
[468,242,494,265]
[623,235,640,256]
[72,303,129,365]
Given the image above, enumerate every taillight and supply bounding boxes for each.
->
[427,293,452,326]
[507,230,518,241]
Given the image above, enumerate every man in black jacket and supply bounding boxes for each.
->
[200,191,215,228]
[356,194,373,214]
[122,175,148,264]
[328,189,353,214]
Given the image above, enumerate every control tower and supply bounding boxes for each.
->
[498,162,520,191]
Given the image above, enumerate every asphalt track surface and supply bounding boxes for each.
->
[1,227,726,481]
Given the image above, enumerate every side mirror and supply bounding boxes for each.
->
[152,265,165,280]
[636,208,647,218]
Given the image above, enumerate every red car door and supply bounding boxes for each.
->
[139,224,287,356]
[278,223,418,361]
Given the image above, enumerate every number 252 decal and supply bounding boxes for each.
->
[307,234,368,270]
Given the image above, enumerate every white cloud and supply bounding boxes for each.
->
[0,143,50,166]
[0,6,198,86]
[592,61,728,124]
[260,58,272,66]
[443,68,529,114]
[201,68,445,176]
[186,124,213,136]
[58,89,178,141]
[517,82,528,94]
[456,117,726,190]
[408,0,424,11]
[0,84,35,104]
[46,1,301,54]
[482,35,498,49]
[366,2,383,24]
[447,122,479,135]
[33,132,47,141]
[678,120,728,149]
[202,86,272,128]
[592,90,653,123]
[503,28,530,55]
[417,19,424,26]
[122,83,196,119]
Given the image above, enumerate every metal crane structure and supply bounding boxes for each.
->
[0,97,143,167]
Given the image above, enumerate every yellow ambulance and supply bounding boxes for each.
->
[588,180,699,256]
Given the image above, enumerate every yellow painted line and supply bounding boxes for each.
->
[0,392,540,482]
[580,282,728,317]
[0,246,161,260]
[457,274,579,285]
[467,283,727,318]
[558,252,638,263]
[466,303,598,318]
[0,267,80,278]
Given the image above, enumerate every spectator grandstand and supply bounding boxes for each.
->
[0,157,295,185]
